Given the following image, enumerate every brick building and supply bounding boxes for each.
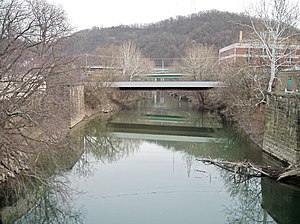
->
[219,36,300,68]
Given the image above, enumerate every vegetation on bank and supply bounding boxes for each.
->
[0,0,74,185]
[0,2,83,218]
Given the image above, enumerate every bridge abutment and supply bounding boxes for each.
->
[263,93,300,164]
[47,78,85,129]
[68,84,85,127]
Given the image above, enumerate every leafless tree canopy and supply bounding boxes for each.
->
[174,43,219,80]
[0,0,72,184]
[84,42,153,113]
[244,0,300,93]
[118,41,154,81]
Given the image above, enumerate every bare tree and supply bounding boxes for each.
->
[174,43,218,80]
[244,0,300,93]
[173,43,219,108]
[84,43,151,113]
[215,63,267,145]
[84,46,122,113]
[117,41,154,81]
[0,0,72,184]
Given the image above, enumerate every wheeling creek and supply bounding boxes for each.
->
[1,93,300,224]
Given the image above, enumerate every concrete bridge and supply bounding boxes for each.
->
[62,79,223,127]
[66,66,224,126]
[86,66,224,90]
[110,81,224,90]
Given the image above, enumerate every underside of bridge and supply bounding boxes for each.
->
[117,86,213,91]
[111,81,224,91]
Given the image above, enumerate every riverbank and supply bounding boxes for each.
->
[81,91,148,124]
[0,88,147,188]
[168,91,265,148]
[221,107,265,149]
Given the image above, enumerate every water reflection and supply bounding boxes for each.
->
[261,179,300,224]
[84,120,140,163]
[220,174,300,224]
[68,93,295,224]
[71,121,275,224]
[0,127,85,224]
[14,180,82,224]
[0,175,82,223]
[64,93,296,223]
[1,93,300,223]
[221,172,271,223]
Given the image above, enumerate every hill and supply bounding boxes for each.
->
[68,10,251,61]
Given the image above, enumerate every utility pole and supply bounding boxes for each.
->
[85,54,88,72]
[190,0,196,14]
[161,59,164,73]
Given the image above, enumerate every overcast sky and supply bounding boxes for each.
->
[50,0,249,30]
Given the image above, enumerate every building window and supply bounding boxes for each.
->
[247,47,253,63]
[287,74,293,91]
[247,47,252,56]
[260,57,265,65]
[247,56,252,63]
[261,48,267,55]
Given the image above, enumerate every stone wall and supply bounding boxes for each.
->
[69,84,85,127]
[46,77,85,129]
[263,93,300,164]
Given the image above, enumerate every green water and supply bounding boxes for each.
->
[2,93,300,224]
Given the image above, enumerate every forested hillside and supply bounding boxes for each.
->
[68,10,251,59]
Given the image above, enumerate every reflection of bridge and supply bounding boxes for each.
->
[108,122,224,143]
[111,132,224,143]
[110,81,223,90]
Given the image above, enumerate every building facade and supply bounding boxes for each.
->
[219,41,300,68]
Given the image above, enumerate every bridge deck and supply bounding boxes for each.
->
[111,81,223,90]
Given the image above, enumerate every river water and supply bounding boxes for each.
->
[1,93,300,224]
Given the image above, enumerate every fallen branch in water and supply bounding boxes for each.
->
[277,165,300,181]
[196,158,285,181]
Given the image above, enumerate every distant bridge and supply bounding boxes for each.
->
[85,65,224,90]
[143,73,193,79]
[110,81,224,90]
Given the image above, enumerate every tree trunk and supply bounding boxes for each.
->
[196,91,205,106]
[268,47,277,93]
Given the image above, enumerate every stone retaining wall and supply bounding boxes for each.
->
[69,84,85,127]
[263,93,300,164]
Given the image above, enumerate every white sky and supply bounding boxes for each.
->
[50,0,248,30]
